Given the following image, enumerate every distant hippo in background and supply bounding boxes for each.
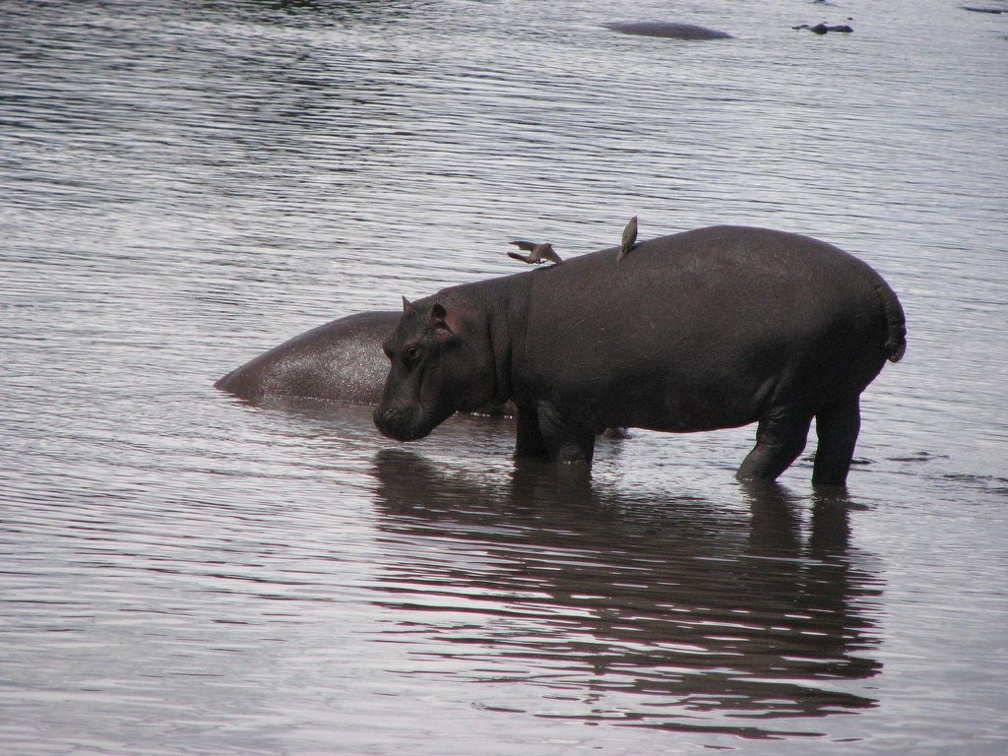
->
[604,21,733,40]
[215,311,398,405]
[375,226,906,486]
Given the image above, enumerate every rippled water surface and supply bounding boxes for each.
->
[2,0,1006,752]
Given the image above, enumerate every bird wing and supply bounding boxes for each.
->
[508,240,536,251]
[507,251,531,262]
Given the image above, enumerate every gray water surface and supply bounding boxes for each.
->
[2,0,1006,753]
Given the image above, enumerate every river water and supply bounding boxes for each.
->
[2,0,1006,753]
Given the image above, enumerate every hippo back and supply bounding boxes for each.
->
[215,311,398,405]
[518,225,898,432]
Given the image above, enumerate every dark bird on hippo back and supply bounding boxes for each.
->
[507,240,562,265]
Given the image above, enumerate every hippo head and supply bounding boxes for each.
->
[374,297,497,442]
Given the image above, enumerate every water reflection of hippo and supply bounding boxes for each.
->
[374,226,906,486]
[371,449,881,725]
[604,21,733,40]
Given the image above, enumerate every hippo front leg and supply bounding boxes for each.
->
[535,402,596,466]
[515,404,550,460]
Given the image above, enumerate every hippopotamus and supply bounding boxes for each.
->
[604,21,733,40]
[374,225,906,486]
[216,311,404,405]
[215,310,513,415]
[792,23,854,34]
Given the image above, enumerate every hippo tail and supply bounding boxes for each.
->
[874,280,907,363]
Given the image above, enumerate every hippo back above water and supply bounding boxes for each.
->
[215,311,398,406]
[374,225,906,486]
[214,310,515,416]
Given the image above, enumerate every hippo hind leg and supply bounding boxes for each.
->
[811,395,861,486]
[736,410,813,482]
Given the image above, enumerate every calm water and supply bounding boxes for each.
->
[2,0,1006,752]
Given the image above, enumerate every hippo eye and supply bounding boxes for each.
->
[402,345,422,366]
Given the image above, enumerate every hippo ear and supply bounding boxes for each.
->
[429,303,462,338]
[430,303,449,330]
[402,296,412,312]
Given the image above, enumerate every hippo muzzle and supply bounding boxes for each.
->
[373,402,439,442]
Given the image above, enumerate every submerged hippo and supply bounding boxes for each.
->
[215,311,398,405]
[604,21,733,40]
[374,225,906,486]
[215,311,515,416]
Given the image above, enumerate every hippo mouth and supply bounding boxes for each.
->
[374,395,457,442]
[373,403,433,441]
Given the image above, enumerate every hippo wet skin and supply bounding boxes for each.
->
[215,310,514,415]
[215,311,399,405]
[374,226,906,485]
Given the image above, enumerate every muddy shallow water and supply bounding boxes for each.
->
[2,0,1006,752]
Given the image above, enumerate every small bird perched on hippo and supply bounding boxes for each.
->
[617,215,638,261]
[374,225,905,487]
[507,240,562,265]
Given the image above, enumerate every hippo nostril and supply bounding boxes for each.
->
[374,405,409,438]
[374,406,395,431]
